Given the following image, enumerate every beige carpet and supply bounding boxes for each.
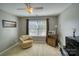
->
[2,41,61,56]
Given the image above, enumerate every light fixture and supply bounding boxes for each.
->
[26,7,33,14]
[26,3,33,14]
[17,3,43,14]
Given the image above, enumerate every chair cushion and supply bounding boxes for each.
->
[22,40,33,43]
[20,35,32,41]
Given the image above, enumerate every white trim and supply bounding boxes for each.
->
[0,42,19,55]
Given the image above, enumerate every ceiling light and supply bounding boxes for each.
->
[26,7,33,14]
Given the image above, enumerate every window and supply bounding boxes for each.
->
[29,19,47,36]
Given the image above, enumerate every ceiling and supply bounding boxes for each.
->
[0,3,71,17]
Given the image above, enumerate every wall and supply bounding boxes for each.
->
[18,16,58,37]
[48,16,58,34]
[18,17,26,37]
[0,10,19,52]
[58,4,79,46]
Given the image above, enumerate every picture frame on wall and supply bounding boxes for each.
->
[2,20,16,28]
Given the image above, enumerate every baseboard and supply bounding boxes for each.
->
[0,42,19,55]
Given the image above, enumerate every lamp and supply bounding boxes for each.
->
[54,25,58,35]
[73,28,76,38]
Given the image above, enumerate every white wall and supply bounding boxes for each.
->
[18,17,26,36]
[58,4,79,46]
[49,16,58,33]
[0,10,19,52]
[18,16,58,37]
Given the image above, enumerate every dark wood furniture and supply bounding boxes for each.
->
[60,36,79,56]
[47,35,58,47]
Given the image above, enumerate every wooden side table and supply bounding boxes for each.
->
[47,35,58,47]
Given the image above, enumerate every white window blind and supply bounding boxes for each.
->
[29,19,46,36]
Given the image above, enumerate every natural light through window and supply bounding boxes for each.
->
[29,19,46,36]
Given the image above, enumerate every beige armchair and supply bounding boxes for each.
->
[19,35,33,48]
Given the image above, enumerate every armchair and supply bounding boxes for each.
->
[19,35,33,48]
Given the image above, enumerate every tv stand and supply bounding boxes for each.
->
[61,36,79,56]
